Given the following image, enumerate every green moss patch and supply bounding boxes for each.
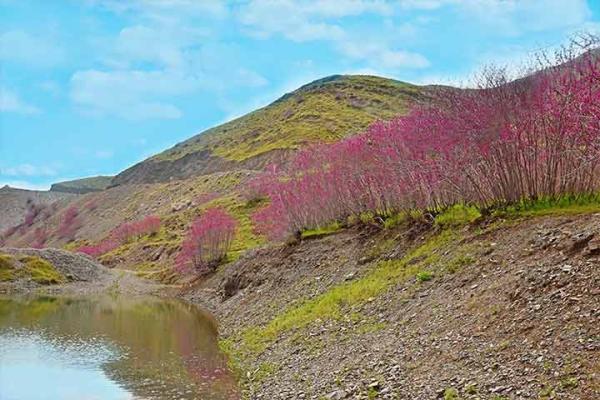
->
[301,222,342,239]
[436,204,482,227]
[494,194,600,218]
[0,253,17,282]
[20,256,66,285]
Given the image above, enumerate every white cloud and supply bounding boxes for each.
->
[0,30,65,68]
[88,0,228,19]
[237,0,391,42]
[111,24,209,69]
[68,1,274,119]
[454,0,590,36]
[70,69,189,119]
[338,41,430,69]
[237,0,429,70]
[1,164,57,177]
[0,89,40,115]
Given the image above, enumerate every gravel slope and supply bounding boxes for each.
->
[182,213,600,400]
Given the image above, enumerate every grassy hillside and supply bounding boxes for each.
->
[50,176,113,194]
[112,75,425,185]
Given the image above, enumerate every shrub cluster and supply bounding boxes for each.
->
[176,207,237,275]
[1,199,53,244]
[253,47,600,240]
[57,206,82,240]
[77,215,161,257]
[31,227,49,249]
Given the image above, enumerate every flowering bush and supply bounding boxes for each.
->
[176,208,237,275]
[252,47,600,241]
[77,215,161,258]
[31,228,49,249]
[23,199,43,227]
[84,200,98,211]
[111,215,161,243]
[57,206,81,240]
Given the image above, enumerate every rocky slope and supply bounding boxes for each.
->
[0,185,76,232]
[181,211,600,400]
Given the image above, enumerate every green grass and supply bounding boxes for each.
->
[1,254,65,284]
[238,229,457,354]
[301,222,342,239]
[416,271,433,282]
[435,204,482,227]
[51,175,113,193]
[20,256,66,284]
[444,388,460,400]
[494,194,600,217]
[0,254,16,282]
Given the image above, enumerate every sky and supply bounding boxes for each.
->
[1,0,599,190]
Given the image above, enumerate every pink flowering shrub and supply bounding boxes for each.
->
[77,215,161,258]
[31,228,49,249]
[57,206,82,241]
[23,199,43,227]
[111,215,161,243]
[176,208,237,275]
[253,48,600,241]
[194,192,220,206]
[84,199,98,211]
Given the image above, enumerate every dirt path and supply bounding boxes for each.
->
[1,247,177,298]
[39,268,174,297]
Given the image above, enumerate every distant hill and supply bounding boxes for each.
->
[50,176,113,194]
[112,75,427,185]
[0,186,76,232]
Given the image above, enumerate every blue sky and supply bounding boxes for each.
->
[1,0,599,190]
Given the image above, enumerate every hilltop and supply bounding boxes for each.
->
[50,176,113,194]
[112,75,426,185]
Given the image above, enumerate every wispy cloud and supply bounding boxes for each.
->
[0,30,65,68]
[236,0,429,70]
[0,89,40,115]
[1,163,57,177]
[70,69,185,120]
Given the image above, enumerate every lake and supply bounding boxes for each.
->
[0,296,238,400]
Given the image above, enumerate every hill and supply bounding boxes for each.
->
[50,176,113,194]
[112,75,426,185]
[0,186,76,232]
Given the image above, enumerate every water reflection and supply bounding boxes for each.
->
[0,296,238,400]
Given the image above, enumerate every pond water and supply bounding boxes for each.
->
[0,296,238,400]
